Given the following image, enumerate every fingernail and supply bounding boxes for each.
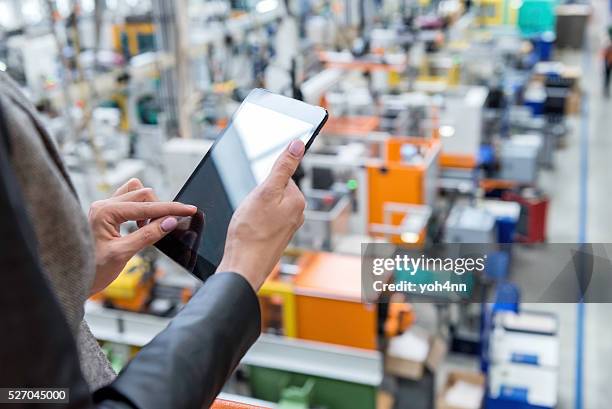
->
[288,139,305,157]
[186,205,198,212]
[161,217,178,232]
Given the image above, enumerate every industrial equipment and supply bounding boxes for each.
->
[112,15,156,58]
[379,93,436,137]
[474,0,518,27]
[502,189,549,243]
[245,335,382,409]
[7,0,585,406]
[367,137,440,245]
[162,138,214,195]
[4,34,60,100]
[499,134,542,185]
[384,294,415,338]
[293,252,377,350]
[485,311,559,409]
[438,86,488,169]
[444,205,497,243]
[293,190,352,251]
[91,256,155,313]
[481,200,521,243]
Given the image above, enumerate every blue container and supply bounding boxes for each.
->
[485,395,552,409]
[492,283,520,314]
[531,32,556,62]
[524,83,547,116]
[485,251,510,282]
[524,99,545,116]
[496,217,517,243]
[479,144,496,167]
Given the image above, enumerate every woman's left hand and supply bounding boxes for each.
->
[88,178,197,295]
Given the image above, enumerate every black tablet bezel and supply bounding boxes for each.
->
[155,89,328,281]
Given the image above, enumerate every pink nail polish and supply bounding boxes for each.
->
[161,217,178,232]
[289,140,305,157]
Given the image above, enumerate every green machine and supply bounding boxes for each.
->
[243,335,382,409]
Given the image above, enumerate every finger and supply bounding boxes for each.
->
[120,216,179,254]
[112,178,144,197]
[108,202,197,223]
[111,187,157,204]
[110,187,160,227]
[264,140,305,191]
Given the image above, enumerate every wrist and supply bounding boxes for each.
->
[217,253,260,291]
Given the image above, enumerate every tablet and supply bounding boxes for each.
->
[155,89,328,281]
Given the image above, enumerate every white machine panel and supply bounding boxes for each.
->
[439,86,488,157]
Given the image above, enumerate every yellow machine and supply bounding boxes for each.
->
[474,0,518,26]
[91,255,154,312]
[259,252,415,350]
[417,54,461,88]
[259,276,298,338]
[112,16,156,58]
[258,253,376,349]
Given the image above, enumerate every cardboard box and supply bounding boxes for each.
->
[385,327,447,380]
[565,89,581,115]
[436,370,485,409]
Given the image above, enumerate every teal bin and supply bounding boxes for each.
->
[518,0,557,36]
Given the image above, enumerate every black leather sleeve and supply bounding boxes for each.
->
[95,272,262,409]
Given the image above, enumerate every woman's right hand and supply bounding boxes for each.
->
[217,140,306,291]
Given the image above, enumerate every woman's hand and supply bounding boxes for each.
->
[217,140,306,291]
[88,178,197,295]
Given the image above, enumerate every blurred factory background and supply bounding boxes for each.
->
[1,0,610,408]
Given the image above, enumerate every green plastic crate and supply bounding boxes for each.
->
[248,366,377,409]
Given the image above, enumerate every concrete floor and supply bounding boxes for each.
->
[577,3,612,406]
[507,2,612,407]
[548,3,611,408]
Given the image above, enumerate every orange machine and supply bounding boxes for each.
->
[318,51,407,73]
[439,153,477,168]
[367,137,440,244]
[322,116,380,137]
[292,252,377,350]
[384,293,415,337]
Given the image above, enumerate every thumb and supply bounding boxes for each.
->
[120,216,178,254]
[265,139,305,190]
